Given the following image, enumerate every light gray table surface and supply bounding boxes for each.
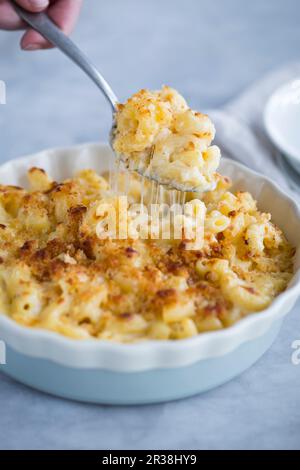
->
[0,0,300,450]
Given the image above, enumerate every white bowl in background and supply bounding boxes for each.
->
[264,79,300,173]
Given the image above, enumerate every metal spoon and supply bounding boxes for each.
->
[10,1,204,193]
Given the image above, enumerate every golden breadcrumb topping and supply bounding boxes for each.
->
[0,167,294,342]
[112,86,220,192]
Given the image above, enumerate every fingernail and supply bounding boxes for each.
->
[22,43,40,51]
[29,0,49,9]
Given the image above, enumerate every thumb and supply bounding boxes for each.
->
[15,0,49,12]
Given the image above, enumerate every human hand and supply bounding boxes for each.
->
[0,0,83,50]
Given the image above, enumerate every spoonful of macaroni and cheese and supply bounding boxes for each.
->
[112,87,221,192]
[11,1,220,193]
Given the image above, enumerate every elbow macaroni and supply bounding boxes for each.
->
[0,168,294,341]
[112,87,220,192]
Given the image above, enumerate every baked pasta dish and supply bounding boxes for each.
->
[112,86,220,192]
[0,165,294,341]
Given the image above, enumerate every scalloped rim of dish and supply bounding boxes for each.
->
[0,143,299,372]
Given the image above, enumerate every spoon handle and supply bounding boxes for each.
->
[11,0,118,112]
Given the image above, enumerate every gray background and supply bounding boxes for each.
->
[0,0,300,450]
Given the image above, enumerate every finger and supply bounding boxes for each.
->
[0,1,25,30]
[47,0,83,33]
[20,29,53,50]
[15,0,49,12]
[21,0,83,51]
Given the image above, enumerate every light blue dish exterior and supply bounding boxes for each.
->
[1,320,281,404]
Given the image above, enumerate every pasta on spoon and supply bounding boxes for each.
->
[112,86,221,192]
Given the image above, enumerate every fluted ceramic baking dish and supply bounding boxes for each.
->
[0,143,299,404]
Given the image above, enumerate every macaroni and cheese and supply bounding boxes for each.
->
[112,87,220,192]
[0,167,294,342]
